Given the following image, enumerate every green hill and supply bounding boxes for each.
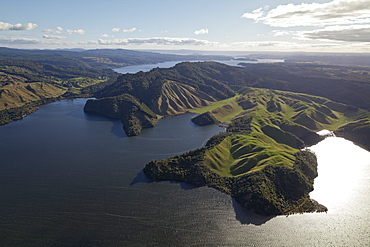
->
[194,88,370,175]
[144,87,370,215]
[86,62,236,135]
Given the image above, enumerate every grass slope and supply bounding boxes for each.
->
[193,87,370,177]
[145,87,370,215]
[0,72,67,110]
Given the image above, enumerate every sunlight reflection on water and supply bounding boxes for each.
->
[309,135,370,211]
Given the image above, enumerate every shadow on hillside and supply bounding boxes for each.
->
[232,198,275,225]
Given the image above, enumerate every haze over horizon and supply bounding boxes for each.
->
[0,0,369,53]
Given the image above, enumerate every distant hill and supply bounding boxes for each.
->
[0,48,231,125]
[86,61,370,136]
[0,47,231,70]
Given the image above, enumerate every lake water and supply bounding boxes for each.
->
[114,59,284,74]
[1,99,370,246]
[0,59,369,246]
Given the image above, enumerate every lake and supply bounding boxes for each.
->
[114,58,284,74]
[0,61,369,246]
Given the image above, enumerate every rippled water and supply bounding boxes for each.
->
[0,99,369,246]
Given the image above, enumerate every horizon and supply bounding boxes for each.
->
[1,0,369,53]
[1,46,370,57]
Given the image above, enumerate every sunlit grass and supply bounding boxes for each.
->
[204,132,297,177]
[200,87,370,178]
[188,94,240,114]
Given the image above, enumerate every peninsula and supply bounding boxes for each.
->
[81,61,370,215]
[145,88,370,215]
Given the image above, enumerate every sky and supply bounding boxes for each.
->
[0,0,369,52]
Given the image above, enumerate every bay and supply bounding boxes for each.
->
[0,59,369,246]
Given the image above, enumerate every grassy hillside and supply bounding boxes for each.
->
[204,133,297,177]
[145,87,370,215]
[151,80,218,115]
[0,72,67,110]
[192,88,370,177]
[87,62,237,135]
[86,61,370,137]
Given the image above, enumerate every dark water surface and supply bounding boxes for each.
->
[1,102,370,245]
[1,98,370,246]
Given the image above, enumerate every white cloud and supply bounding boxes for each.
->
[43,35,67,40]
[112,27,120,32]
[56,27,63,31]
[66,29,85,35]
[43,28,62,34]
[242,0,370,27]
[194,28,209,35]
[0,36,62,45]
[97,37,216,46]
[43,29,54,33]
[272,30,297,36]
[0,21,37,31]
[101,34,109,38]
[302,25,370,42]
[122,28,137,33]
[241,7,264,20]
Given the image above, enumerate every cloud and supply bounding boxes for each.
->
[272,30,297,36]
[0,36,51,45]
[112,27,120,32]
[302,25,370,42]
[66,29,85,35]
[101,34,109,38]
[43,28,62,34]
[122,28,137,33]
[97,37,216,46]
[43,35,67,40]
[194,28,209,35]
[0,21,38,31]
[241,7,264,20]
[242,0,370,27]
